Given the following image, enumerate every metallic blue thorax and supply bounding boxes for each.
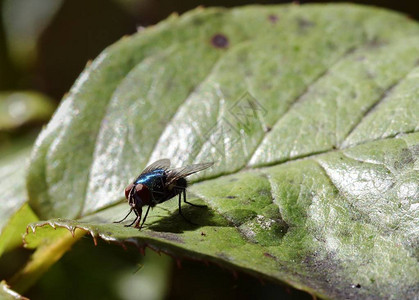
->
[134,169,166,190]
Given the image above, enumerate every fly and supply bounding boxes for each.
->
[114,159,213,230]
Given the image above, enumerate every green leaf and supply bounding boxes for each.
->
[0,280,28,300]
[0,143,35,254]
[25,4,419,299]
[0,128,42,257]
[0,204,37,257]
[0,92,55,132]
[0,150,28,231]
[10,228,84,294]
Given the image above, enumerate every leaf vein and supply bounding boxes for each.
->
[247,46,358,166]
[341,64,419,147]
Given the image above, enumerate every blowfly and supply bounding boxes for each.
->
[115,159,213,230]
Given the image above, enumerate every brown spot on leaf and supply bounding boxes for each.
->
[263,252,277,260]
[268,14,279,23]
[211,33,229,49]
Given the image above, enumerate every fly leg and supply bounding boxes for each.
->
[178,189,197,225]
[132,207,143,228]
[114,208,133,223]
[124,209,139,227]
[124,186,141,227]
[183,189,207,208]
[138,206,151,230]
[115,185,137,225]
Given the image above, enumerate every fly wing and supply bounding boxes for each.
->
[166,162,214,184]
[140,158,171,175]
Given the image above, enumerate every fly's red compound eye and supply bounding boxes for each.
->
[124,183,134,199]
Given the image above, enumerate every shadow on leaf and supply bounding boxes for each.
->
[146,205,230,233]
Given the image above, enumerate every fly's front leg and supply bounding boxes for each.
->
[116,185,137,225]
[125,208,139,227]
[124,186,141,227]
[132,207,143,228]
[114,208,133,223]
